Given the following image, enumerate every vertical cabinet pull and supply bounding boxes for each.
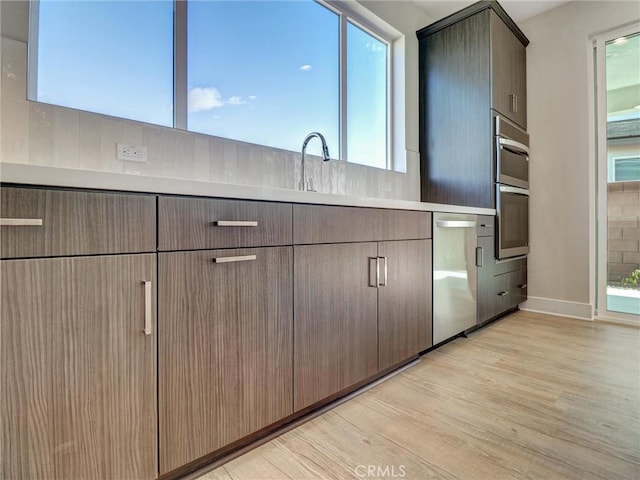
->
[475,247,483,267]
[510,94,518,113]
[368,257,389,287]
[0,218,43,226]
[368,257,380,287]
[378,257,388,286]
[143,281,152,335]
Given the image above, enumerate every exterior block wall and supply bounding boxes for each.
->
[608,181,640,283]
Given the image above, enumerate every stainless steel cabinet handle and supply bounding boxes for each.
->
[498,138,529,156]
[497,291,510,297]
[0,218,43,226]
[212,255,257,264]
[143,281,152,336]
[519,284,528,289]
[378,257,388,286]
[499,185,529,196]
[435,220,477,228]
[480,224,493,228]
[213,220,258,227]
[476,247,483,267]
[368,257,379,287]
[510,93,518,113]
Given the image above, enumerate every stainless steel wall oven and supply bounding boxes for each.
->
[495,115,529,259]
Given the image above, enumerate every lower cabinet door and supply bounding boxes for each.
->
[477,236,499,323]
[159,247,293,474]
[378,239,432,370]
[294,243,379,411]
[1,255,158,480]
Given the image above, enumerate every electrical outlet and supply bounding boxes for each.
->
[117,143,148,163]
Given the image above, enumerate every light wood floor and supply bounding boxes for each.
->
[198,311,640,480]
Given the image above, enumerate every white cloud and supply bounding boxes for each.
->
[188,87,224,113]
[227,96,246,105]
[300,64,312,71]
[188,87,255,112]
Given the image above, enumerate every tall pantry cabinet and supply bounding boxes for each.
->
[417,0,529,208]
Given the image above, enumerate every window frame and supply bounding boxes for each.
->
[322,0,392,169]
[611,155,640,181]
[27,0,397,171]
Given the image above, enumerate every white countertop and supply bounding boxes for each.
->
[0,163,496,215]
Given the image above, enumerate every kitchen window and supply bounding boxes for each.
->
[29,0,174,127]
[28,0,393,169]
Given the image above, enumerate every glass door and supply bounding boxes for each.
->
[595,25,640,323]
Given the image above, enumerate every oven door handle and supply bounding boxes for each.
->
[499,185,530,196]
[435,220,477,228]
[499,137,529,156]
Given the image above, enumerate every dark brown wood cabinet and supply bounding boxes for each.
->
[293,204,431,244]
[491,11,527,129]
[158,196,292,251]
[2,184,437,478]
[1,254,158,480]
[476,222,528,324]
[378,239,433,370]
[417,1,528,208]
[158,247,293,474]
[1,186,158,480]
[293,207,433,410]
[477,235,501,324]
[0,187,156,259]
[293,242,379,411]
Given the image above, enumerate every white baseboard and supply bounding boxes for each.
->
[520,296,594,321]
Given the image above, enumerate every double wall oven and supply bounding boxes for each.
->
[495,114,529,259]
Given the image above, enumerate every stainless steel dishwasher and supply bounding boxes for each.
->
[433,213,478,344]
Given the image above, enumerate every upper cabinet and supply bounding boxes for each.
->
[490,11,527,129]
[417,1,529,208]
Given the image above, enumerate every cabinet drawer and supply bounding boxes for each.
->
[158,197,292,251]
[477,215,495,237]
[494,255,527,275]
[1,187,156,259]
[512,267,527,305]
[293,205,431,244]
[494,268,527,313]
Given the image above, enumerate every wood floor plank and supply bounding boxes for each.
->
[198,311,640,480]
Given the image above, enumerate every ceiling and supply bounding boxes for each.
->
[411,0,570,24]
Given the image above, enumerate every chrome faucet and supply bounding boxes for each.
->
[300,132,331,191]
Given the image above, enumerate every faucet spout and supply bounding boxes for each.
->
[301,132,331,191]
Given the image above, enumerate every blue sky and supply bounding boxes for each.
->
[36,0,387,167]
[37,0,174,126]
[187,0,339,157]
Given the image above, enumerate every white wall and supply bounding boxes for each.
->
[520,1,640,318]
[0,1,430,200]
